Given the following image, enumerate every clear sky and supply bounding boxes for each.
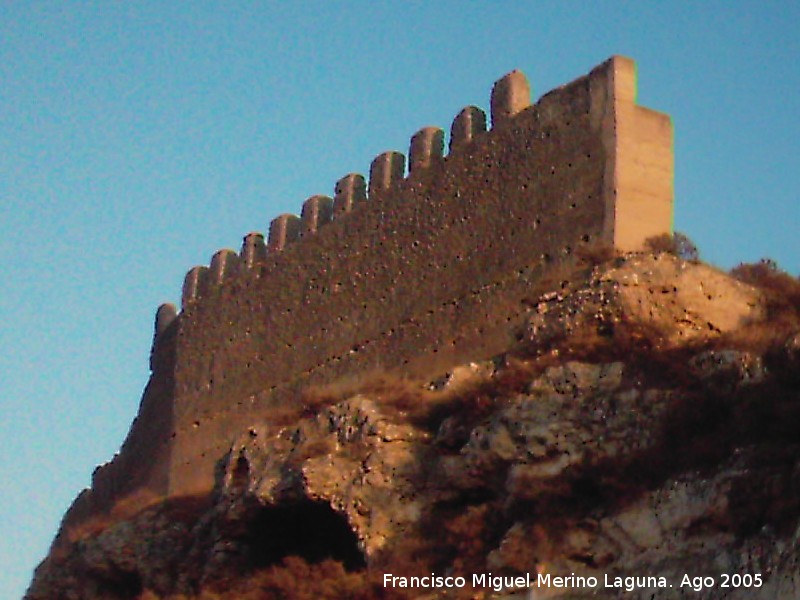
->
[2,1,798,597]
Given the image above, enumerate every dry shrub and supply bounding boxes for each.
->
[254,374,404,429]
[345,372,432,413]
[201,556,410,600]
[264,402,306,427]
[643,233,673,254]
[62,488,162,544]
[482,356,538,395]
[368,499,511,598]
[109,487,162,521]
[644,231,700,261]
[440,502,506,574]
[725,259,800,355]
[567,319,666,360]
[159,493,214,523]
[303,368,504,434]
[64,491,211,552]
[730,259,800,316]
[267,363,528,461]
[302,370,430,415]
[264,378,368,427]
[518,314,703,390]
[491,522,553,573]
[396,359,539,434]
[369,530,444,590]
[574,240,617,266]
[61,516,110,546]
[292,436,337,462]
[138,591,160,600]
[532,261,584,300]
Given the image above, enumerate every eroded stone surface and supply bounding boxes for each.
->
[28,339,800,599]
[525,254,764,351]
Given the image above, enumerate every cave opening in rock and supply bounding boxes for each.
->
[248,500,365,570]
[95,569,143,600]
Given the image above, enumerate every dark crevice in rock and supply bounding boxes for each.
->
[247,501,365,571]
[94,570,142,600]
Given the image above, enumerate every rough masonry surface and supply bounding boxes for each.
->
[60,55,673,534]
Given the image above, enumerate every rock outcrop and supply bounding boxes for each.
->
[27,255,800,600]
[525,254,764,350]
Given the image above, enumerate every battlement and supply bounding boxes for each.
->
[176,67,529,313]
[67,56,672,523]
[171,56,671,315]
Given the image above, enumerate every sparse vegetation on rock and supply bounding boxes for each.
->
[27,254,800,600]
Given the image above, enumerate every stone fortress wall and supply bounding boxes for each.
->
[62,56,673,531]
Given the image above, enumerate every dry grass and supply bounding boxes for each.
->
[308,369,432,410]
[300,370,444,430]
[62,491,211,550]
[61,487,162,545]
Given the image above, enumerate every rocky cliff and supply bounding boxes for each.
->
[27,251,800,599]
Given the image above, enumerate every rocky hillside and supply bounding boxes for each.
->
[27,252,800,599]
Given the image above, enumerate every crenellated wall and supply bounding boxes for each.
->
[64,55,673,524]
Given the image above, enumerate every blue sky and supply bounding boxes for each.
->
[2,1,798,596]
